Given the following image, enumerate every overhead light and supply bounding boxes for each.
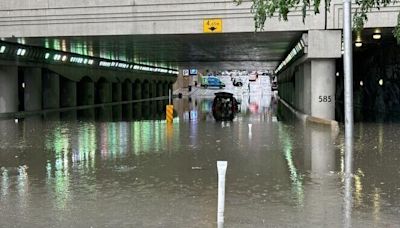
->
[373,28,381,40]
[372,33,381,40]
[379,79,383,86]
[360,81,363,86]
[355,33,362,48]
[0,46,6,53]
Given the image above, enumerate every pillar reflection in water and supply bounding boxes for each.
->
[307,124,340,220]
[278,124,304,205]
[45,125,72,209]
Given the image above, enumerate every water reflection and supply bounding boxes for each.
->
[0,98,399,227]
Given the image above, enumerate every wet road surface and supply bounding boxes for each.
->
[0,95,399,227]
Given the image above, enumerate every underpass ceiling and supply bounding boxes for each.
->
[5,31,302,70]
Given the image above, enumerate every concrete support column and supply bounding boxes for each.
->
[164,83,169,96]
[307,30,341,120]
[60,77,77,108]
[112,83,122,121]
[96,80,112,104]
[142,82,150,99]
[134,82,142,100]
[122,80,132,120]
[96,79,112,121]
[292,62,311,115]
[42,70,60,110]
[60,77,77,119]
[0,66,18,113]
[158,83,163,97]
[133,82,142,119]
[77,78,95,106]
[77,77,95,119]
[311,59,336,120]
[24,68,42,111]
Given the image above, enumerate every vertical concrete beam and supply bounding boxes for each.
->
[303,62,312,115]
[77,78,95,105]
[24,68,42,111]
[122,80,132,120]
[0,66,18,113]
[134,81,142,100]
[112,82,122,121]
[112,83,122,102]
[60,77,77,108]
[42,70,60,109]
[311,59,336,120]
[164,83,169,96]
[96,80,112,104]
[133,81,142,119]
[59,77,77,119]
[157,82,163,97]
[96,79,112,120]
[142,82,150,99]
[77,77,95,119]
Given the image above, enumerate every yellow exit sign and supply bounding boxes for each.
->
[203,19,222,33]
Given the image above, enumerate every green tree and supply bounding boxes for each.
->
[234,0,400,43]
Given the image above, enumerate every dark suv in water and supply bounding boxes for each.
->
[212,92,239,121]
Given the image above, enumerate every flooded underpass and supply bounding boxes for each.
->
[0,95,399,227]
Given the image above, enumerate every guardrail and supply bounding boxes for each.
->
[0,96,170,119]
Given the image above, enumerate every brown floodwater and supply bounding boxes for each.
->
[0,96,399,227]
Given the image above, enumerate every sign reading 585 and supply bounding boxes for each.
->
[203,19,222,33]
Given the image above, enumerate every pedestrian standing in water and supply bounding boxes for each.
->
[248,82,250,92]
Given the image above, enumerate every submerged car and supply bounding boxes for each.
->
[212,92,239,121]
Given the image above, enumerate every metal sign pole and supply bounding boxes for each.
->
[168,89,172,105]
[343,0,354,177]
[343,0,354,227]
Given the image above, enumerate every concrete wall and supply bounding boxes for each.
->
[1,0,398,38]
[0,0,327,38]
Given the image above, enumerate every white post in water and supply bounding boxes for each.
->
[217,161,228,228]
[248,123,253,139]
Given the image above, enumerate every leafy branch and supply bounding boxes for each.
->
[234,0,400,43]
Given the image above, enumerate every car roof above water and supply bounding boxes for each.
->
[214,92,234,98]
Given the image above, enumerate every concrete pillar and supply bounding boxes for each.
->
[112,83,122,121]
[77,78,95,106]
[134,82,142,100]
[311,59,336,120]
[157,82,163,97]
[60,77,77,119]
[164,83,169,97]
[60,77,77,108]
[42,70,60,110]
[142,82,150,99]
[122,80,132,120]
[96,79,112,121]
[77,77,95,119]
[24,68,42,111]
[303,63,311,115]
[142,82,150,117]
[0,66,18,113]
[133,81,142,119]
[307,30,341,120]
[96,79,112,104]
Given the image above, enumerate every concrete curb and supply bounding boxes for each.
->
[278,96,340,133]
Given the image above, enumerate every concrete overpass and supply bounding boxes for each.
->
[0,0,399,121]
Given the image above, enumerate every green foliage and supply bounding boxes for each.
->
[234,0,400,43]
